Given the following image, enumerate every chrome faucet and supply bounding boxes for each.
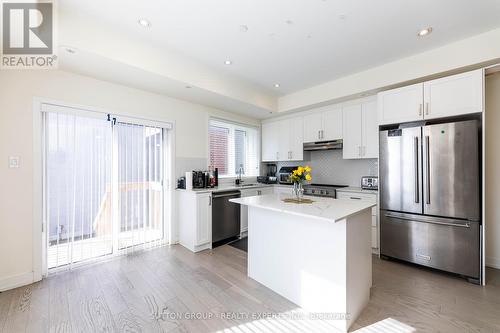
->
[236,164,244,185]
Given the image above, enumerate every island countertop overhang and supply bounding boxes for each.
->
[230,193,375,223]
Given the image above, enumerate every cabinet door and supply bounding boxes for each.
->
[278,119,291,161]
[423,69,484,120]
[240,189,258,234]
[362,100,379,159]
[289,116,304,161]
[322,107,343,141]
[196,194,211,246]
[259,187,274,195]
[342,104,363,159]
[303,113,323,143]
[262,121,279,161]
[378,83,424,125]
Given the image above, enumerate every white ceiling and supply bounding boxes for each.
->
[60,0,500,96]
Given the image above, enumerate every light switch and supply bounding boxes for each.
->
[9,156,20,168]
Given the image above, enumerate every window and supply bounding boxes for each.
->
[209,119,259,177]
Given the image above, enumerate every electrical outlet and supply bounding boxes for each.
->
[8,156,20,168]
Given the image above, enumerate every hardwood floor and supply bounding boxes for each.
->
[1,244,499,333]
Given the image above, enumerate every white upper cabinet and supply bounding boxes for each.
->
[343,100,378,159]
[378,69,484,125]
[362,100,379,159]
[423,69,484,120]
[303,105,342,142]
[288,116,304,161]
[322,107,343,141]
[262,116,304,162]
[342,104,363,159]
[303,113,323,142]
[377,83,424,125]
[262,121,279,161]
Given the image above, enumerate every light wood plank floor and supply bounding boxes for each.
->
[1,244,499,333]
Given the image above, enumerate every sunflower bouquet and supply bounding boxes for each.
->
[290,166,312,184]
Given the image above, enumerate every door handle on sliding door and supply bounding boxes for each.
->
[425,135,430,205]
[414,136,419,203]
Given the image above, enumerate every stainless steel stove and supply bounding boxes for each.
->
[303,184,349,198]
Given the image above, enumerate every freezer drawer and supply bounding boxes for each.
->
[380,211,480,279]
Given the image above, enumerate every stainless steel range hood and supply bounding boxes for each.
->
[303,139,343,151]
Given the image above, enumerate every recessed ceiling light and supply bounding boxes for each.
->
[138,18,151,28]
[417,27,433,37]
[274,83,280,88]
[224,60,232,65]
[239,25,249,32]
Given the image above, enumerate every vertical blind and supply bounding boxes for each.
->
[45,109,168,270]
[46,112,113,269]
[208,119,259,177]
[116,122,164,250]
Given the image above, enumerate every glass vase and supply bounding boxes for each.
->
[293,182,304,201]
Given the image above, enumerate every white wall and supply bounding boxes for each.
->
[0,70,259,290]
[279,27,500,112]
[486,72,500,269]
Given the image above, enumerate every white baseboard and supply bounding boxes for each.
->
[0,272,34,292]
[486,256,500,269]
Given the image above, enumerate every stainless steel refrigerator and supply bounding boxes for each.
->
[379,120,481,283]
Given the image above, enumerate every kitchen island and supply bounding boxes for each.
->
[230,193,375,333]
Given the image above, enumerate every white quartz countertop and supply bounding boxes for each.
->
[176,183,276,194]
[230,193,375,223]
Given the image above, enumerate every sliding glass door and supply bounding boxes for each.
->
[116,122,164,250]
[44,108,169,270]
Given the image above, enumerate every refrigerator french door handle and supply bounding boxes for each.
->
[414,136,419,203]
[425,135,431,205]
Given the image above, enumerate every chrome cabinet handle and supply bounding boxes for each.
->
[350,197,362,200]
[358,146,362,156]
[414,136,419,203]
[209,196,212,206]
[419,104,423,116]
[425,102,430,115]
[425,135,430,205]
[318,130,321,140]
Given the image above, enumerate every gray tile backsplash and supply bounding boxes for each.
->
[267,150,378,187]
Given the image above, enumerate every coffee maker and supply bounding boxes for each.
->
[257,164,278,184]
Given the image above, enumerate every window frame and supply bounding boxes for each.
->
[208,118,261,178]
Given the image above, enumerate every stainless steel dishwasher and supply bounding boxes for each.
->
[212,190,241,247]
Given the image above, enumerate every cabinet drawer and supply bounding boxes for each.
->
[337,191,377,203]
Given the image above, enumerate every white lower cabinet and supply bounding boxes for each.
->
[177,191,212,252]
[240,187,273,235]
[337,191,379,251]
[273,185,292,196]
